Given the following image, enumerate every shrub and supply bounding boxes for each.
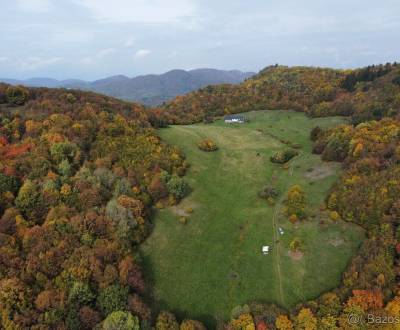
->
[197,139,218,152]
[185,207,194,214]
[285,185,307,219]
[330,211,340,221]
[289,214,299,224]
[166,175,189,200]
[310,126,322,141]
[258,184,279,200]
[289,238,302,252]
[270,149,298,164]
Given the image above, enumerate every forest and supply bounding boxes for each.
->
[156,63,400,126]
[1,61,400,329]
[0,85,190,329]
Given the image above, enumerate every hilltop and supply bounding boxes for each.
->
[159,63,400,124]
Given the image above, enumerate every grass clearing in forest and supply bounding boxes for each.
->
[141,110,364,326]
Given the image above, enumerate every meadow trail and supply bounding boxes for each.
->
[272,195,284,305]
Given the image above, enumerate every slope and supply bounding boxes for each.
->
[141,110,365,326]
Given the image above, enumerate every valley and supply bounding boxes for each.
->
[141,111,365,325]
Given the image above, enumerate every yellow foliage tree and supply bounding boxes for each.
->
[230,313,255,330]
[295,308,317,330]
[385,295,400,316]
[285,185,307,219]
[276,315,294,330]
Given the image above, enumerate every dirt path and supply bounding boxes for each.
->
[272,154,303,305]
[272,198,285,305]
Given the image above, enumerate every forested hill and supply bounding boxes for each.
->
[0,84,148,122]
[0,85,191,329]
[158,63,400,124]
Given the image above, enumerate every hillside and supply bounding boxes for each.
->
[0,84,189,329]
[0,69,254,106]
[159,63,400,124]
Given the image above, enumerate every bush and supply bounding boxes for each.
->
[285,185,307,219]
[329,211,340,221]
[258,184,279,199]
[197,139,218,152]
[167,175,189,200]
[289,238,302,252]
[310,126,322,141]
[270,149,298,164]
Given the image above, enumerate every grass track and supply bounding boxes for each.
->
[141,111,365,326]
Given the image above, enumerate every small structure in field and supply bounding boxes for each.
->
[262,245,270,255]
[224,115,246,124]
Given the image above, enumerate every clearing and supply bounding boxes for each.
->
[141,110,364,326]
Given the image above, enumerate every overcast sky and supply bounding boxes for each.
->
[0,0,399,80]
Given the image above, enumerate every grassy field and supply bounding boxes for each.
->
[141,110,364,326]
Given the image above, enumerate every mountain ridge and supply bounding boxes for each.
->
[0,68,255,106]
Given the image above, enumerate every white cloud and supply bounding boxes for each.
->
[134,49,151,59]
[19,56,62,71]
[75,0,196,23]
[16,0,51,12]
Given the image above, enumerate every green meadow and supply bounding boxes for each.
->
[141,110,364,325]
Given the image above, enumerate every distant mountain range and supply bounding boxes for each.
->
[0,69,255,106]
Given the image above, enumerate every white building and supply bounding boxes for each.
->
[224,115,246,123]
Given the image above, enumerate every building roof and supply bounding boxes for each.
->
[224,115,246,120]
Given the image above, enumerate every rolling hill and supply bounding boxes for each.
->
[159,63,400,124]
[0,68,254,106]
[1,62,400,329]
